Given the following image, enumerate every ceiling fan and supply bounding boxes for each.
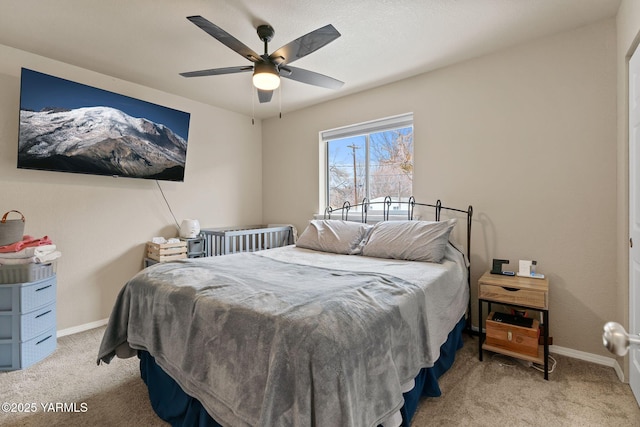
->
[180,16,344,104]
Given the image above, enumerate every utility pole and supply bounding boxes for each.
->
[347,144,360,204]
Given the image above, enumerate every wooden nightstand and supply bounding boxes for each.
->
[478,271,550,379]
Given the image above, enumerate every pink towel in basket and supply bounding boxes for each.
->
[0,235,53,253]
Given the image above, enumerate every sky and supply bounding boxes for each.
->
[328,127,412,167]
[19,68,191,140]
[329,135,366,166]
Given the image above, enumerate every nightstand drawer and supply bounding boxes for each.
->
[479,283,546,309]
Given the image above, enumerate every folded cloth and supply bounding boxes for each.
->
[0,251,61,265]
[0,244,57,259]
[0,236,53,253]
[34,251,61,263]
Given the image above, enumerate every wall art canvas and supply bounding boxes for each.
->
[17,68,191,181]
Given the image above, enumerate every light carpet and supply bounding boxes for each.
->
[0,326,638,426]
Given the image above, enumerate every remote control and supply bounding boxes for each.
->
[502,271,515,276]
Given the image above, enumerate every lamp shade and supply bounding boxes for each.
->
[180,219,200,238]
[253,62,280,90]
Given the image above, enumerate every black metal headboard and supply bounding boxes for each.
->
[324,196,472,263]
[324,196,474,331]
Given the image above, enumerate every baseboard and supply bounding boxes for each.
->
[472,325,624,381]
[613,360,625,382]
[549,344,625,382]
[57,318,108,338]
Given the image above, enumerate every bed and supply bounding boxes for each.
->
[98,198,473,427]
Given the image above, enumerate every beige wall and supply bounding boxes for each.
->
[0,44,263,331]
[0,13,621,359]
[263,19,617,357]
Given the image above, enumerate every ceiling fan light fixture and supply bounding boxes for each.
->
[181,17,344,104]
[252,62,280,90]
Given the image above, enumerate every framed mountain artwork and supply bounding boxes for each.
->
[17,68,191,182]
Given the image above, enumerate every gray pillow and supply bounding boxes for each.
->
[296,220,372,255]
[362,219,457,263]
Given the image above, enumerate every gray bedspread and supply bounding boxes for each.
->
[98,245,468,427]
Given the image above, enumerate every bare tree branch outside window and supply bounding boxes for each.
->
[327,126,413,210]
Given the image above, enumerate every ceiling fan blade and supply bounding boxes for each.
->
[269,24,340,66]
[187,15,261,62]
[281,66,344,90]
[257,89,274,103]
[180,66,253,78]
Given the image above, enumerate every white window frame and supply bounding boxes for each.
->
[318,112,414,219]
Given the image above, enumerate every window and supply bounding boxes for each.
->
[321,113,413,213]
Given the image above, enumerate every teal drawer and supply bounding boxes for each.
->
[21,278,56,312]
[0,303,56,341]
[0,327,56,371]
[21,327,56,369]
[0,276,56,313]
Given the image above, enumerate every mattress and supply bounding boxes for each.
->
[98,244,468,426]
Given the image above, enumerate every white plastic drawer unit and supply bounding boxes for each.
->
[0,276,57,370]
[0,276,56,312]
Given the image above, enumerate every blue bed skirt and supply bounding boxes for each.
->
[139,316,465,427]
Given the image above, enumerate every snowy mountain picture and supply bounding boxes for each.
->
[17,69,191,181]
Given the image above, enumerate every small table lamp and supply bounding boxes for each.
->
[180,219,200,238]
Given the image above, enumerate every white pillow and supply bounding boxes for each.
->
[296,220,372,255]
[362,219,457,263]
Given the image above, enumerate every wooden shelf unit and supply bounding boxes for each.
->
[478,271,550,379]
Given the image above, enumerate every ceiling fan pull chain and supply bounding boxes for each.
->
[279,85,282,119]
[252,85,255,125]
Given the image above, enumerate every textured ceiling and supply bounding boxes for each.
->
[0,0,621,119]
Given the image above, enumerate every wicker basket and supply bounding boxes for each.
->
[0,262,56,284]
[0,211,25,246]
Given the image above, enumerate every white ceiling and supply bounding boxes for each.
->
[0,0,621,119]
